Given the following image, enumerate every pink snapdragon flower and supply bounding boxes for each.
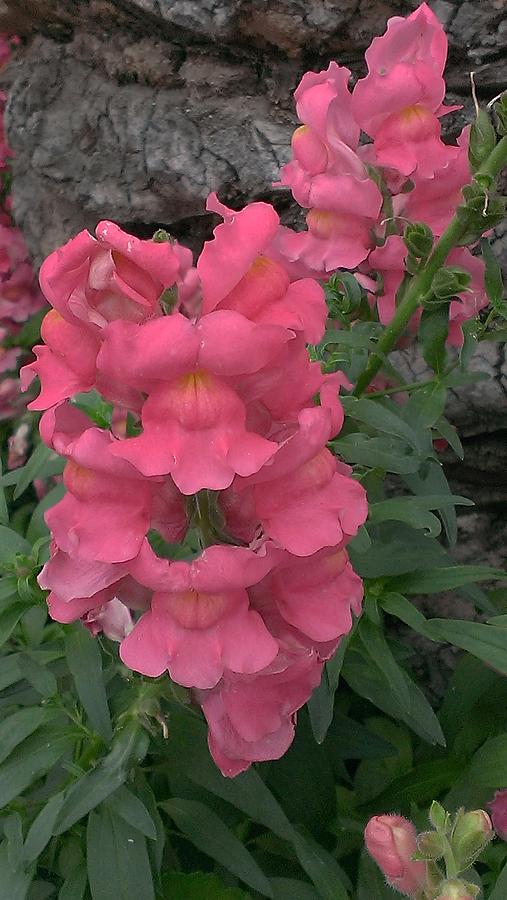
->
[120,545,279,688]
[277,62,382,271]
[365,814,427,896]
[198,194,327,343]
[198,650,323,776]
[351,3,457,177]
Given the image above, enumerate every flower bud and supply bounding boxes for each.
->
[292,125,328,175]
[435,879,478,900]
[431,266,471,300]
[364,815,427,896]
[489,788,507,840]
[404,222,433,260]
[451,808,493,868]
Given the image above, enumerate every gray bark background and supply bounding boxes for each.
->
[0,0,506,678]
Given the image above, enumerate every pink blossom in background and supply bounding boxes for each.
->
[489,788,507,840]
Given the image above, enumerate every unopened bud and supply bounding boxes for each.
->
[431,267,471,300]
[416,830,446,860]
[489,788,507,840]
[404,222,434,260]
[436,879,478,900]
[152,228,172,243]
[292,125,328,175]
[364,815,427,897]
[451,808,493,868]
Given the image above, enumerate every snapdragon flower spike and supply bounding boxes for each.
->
[198,650,323,777]
[119,545,279,689]
[351,2,457,178]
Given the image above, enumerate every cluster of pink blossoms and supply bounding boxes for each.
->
[25,202,367,776]
[0,33,45,422]
[277,2,488,347]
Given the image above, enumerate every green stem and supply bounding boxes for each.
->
[364,376,438,398]
[353,134,507,397]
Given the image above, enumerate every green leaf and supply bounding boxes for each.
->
[389,566,505,594]
[105,786,156,840]
[404,459,459,546]
[58,866,87,900]
[13,445,52,501]
[18,655,57,698]
[358,618,411,710]
[342,648,445,747]
[0,603,32,650]
[64,627,112,741]
[0,840,33,900]
[434,416,464,459]
[404,382,446,429]
[0,726,75,810]
[55,723,148,833]
[349,522,449,578]
[87,808,155,900]
[426,619,507,677]
[356,850,402,899]
[368,758,463,811]
[381,592,429,635]
[341,397,420,449]
[162,798,273,897]
[331,434,420,474]
[481,237,504,307]
[270,879,319,900]
[368,494,473,537]
[0,527,31,563]
[469,735,507,787]
[290,829,349,900]
[26,485,66,545]
[0,458,8,526]
[0,708,59,766]
[160,873,249,899]
[489,859,507,900]
[439,655,498,743]
[23,794,65,862]
[419,305,449,374]
[307,636,349,744]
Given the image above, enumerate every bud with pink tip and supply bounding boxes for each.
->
[364,814,427,896]
[489,788,507,840]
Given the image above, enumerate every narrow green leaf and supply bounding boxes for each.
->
[55,724,148,834]
[160,872,248,899]
[404,459,458,545]
[390,566,505,594]
[0,527,31,563]
[0,603,31,650]
[419,305,449,374]
[271,879,319,900]
[0,458,8,525]
[307,636,349,744]
[357,849,401,899]
[368,494,472,537]
[439,655,498,743]
[18,655,57,698]
[0,840,33,900]
[481,237,504,307]
[331,434,420,474]
[358,618,411,710]
[404,382,446,429]
[23,793,65,862]
[162,798,273,897]
[58,866,87,900]
[489,859,507,900]
[381,592,429,635]
[105,786,156,840]
[87,808,154,900]
[342,396,420,449]
[64,627,112,741]
[0,727,75,810]
[13,444,52,500]
[434,416,464,459]
[426,619,507,677]
[290,829,349,900]
[342,648,445,747]
[0,708,58,766]
[470,735,507,787]
[367,758,463,811]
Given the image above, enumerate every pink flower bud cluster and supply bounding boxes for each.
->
[0,33,45,422]
[277,2,488,347]
[27,199,367,776]
[365,815,427,897]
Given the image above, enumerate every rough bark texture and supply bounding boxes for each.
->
[1,0,506,693]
